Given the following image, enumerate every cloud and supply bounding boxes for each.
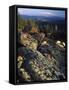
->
[39,11,55,16]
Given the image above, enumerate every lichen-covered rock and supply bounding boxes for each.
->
[38,39,65,78]
[20,32,38,50]
[17,46,65,81]
[30,32,45,45]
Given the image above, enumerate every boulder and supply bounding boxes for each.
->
[17,46,65,81]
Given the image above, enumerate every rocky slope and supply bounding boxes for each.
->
[17,32,65,82]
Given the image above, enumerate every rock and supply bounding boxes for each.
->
[20,32,38,50]
[19,68,31,81]
[17,46,65,81]
[30,32,45,45]
[38,39,65,78]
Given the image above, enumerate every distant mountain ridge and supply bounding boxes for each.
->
[19,14,65,24]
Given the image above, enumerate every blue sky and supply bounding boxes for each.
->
[18,8,65,18]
